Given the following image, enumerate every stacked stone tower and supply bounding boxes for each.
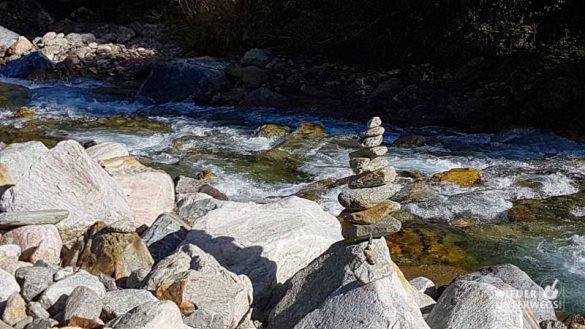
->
[337,116,402,242]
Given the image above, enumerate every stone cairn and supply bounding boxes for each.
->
[337,116,402,243]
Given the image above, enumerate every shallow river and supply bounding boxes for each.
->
[1,78,584,313]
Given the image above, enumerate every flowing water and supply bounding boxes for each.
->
[1,78,584,312]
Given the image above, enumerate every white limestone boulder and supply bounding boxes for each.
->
[86,142,129,162]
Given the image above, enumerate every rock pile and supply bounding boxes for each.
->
[337,116,401,242]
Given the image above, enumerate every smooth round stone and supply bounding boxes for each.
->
[353,157,389,175]
[348,166,396,189]
[341,216,402,243]
[360,135,383,148]
[349,157,370,170]
[349,146,388,159]
[338,184,400,211]
[361,126,385,138]
[337,200,401,225]
[367,116,382,128]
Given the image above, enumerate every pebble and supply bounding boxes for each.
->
[360,135,383,148]
[367,116,382,128]
[341,216,402,242]
[348,166,396,189]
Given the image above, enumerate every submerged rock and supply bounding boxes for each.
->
[0,52,53,79]
[431,168,482,187]
[255,124,292,139]
[267,238,429,329]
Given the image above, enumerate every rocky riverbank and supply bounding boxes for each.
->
[0,130,582,328]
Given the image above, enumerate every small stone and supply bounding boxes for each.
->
[98,274,118,291]
[142,213,187,263]
[108,219,138,233]
[361,126,385,138]
[349,146,388,159]
[13,316,32,329]
[15,266,54,302]
[341,217,402,242]
[108,300,189,329]
[409,277,438,300]
[0,225,62,264]
[338,184,399,211]
[67,316,104,328]
[53,267,74,281]
[255,124,291,139]
[39,270,106,312]
[348,166,396,189]
[101,289,157,321]
[0,210,69,230]
[63,286,102,322]
[0,244,21,261]
[6,37,34,57]
[353,157,389,175]
[0,260,32,276]
[430,168,482,187]
[22,318,56,329]
[360,135,383,148]
[2,293,27,325]
[349,157,370,171]
[26,302,49,319]
[367,116,382,128]
[337,201,401,225]
[0,269,20,302]
[126,268,150,289]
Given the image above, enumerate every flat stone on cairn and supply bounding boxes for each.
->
[337,116,402,243]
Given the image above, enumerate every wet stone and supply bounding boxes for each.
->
[341,217,402,243]
[349,146,388,159]
[360,135,383,148]
[348,166,396,189]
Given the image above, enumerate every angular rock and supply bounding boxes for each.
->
[63,286,102,322]
[175,176,206,195]
[0,141,48,183]
[0,210,68,230]
[409,276,438,300]
[2,293,26,325]
[138,57,227,103]
[22,318,56,329]
[142,213,188,263]
[72,222,154,280]
[26,302,49,319]
[352,157,389,174]
[0,260,31,276]
[0,269,20,303]
[348,166,396,189]
[360,135,383,148]
[0,140,133,240]
[338,184,399,211]
[181,197,342,308]
[426,280,523,329]
[85,142,129,162]
[267,238,429,329]
[0,26,19,50]
[337,200,400,224]
[112,170,175,227]
[255,124,291,139]
[152,245,253,328]
[125,268,150,289]
[0,52,53,79]
[39,270,106,312]
[53,267,74,282]
[13,316,32,329]
[367,116,382,128]
[340,217,402,242]
[0,225,62,264]
[349,146,387,159]
[101,289,157,321]
[456,264,557,322]
[109,300,190,329]
[0,244,21,261]
[349,157,369,171]
[6,37,34,57]
[176,196,223,221]
[15,266,54,302]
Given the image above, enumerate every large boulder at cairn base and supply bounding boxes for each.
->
[181,196,342,308]
[267,238,429,329]
[0,140,133,239]
[426,280,526,329]
[138,57,227,103]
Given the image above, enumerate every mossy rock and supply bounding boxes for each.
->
[508,192,585,222]
[255,123,292,138]
[74,115,172,133]
[296,122,327,137]
[431,167,482,187]
[14,107,35,118]
[273,121,328,151]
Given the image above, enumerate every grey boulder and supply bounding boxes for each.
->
[101,289,157,321]
[109,300,190,329]
[63,286,102,322]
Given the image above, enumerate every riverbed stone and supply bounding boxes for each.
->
[86,142,129,162]
[14,266,54,302]
[426,280,524,329]
[102,289,157,321]
[0,225,62,264]
[2,293,26,325]
[360,135,383,148]
[255,124,291,139]
[349,146,388,159]
[0,210,69,230]
[337,200,401,225]
[0,140,133,240]
[126,268,150,289]
[348,166,396,188]
[180,197,342,310]
[431,167,482,187]
[109,300,190,329]
[6,37,34,57]
[340,216,402,242]
[338,184,399,211]
[361,126,385,138]
[268,238,429,329]
[39,270,106,312]
[0,269,20,303]
[63,286,102,322]
[142,213,188,263]
[367,116,382,128]
[353,157,389,174]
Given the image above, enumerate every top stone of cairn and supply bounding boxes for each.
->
[366,116,382,129]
